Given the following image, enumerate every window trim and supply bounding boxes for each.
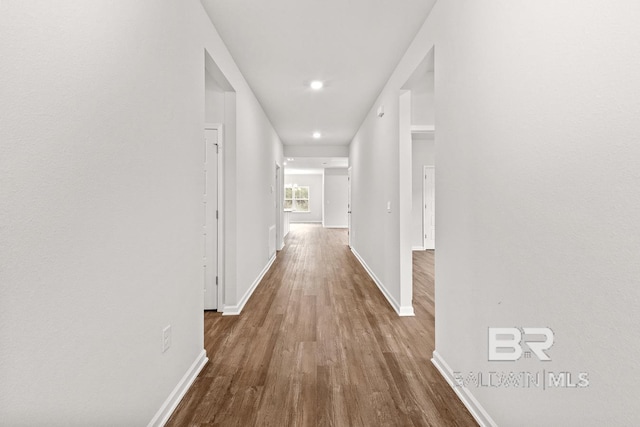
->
[284,185,310,212]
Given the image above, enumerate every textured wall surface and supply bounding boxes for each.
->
[351,1,640,425]
[0,1,283,424]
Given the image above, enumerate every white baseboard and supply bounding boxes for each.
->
[398,305,415,316]
[324,225,348,229]
[147,349,208,427]
[223,253,276,316]
[350,248,414,317]
[431,351,497,427]
[412,245,426,251]
[268,225,277,259]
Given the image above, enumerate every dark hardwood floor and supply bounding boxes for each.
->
[167,224,477,427]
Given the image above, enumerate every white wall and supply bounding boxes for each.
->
[352,1,640,425]
[0,1,283,424]
[284,173,323,223]
[350,95,413,314]
[199,4,284,314]
[205,71,225,124]
[411,138,435,248]
[227,72,283,311]
[411,71,435,126]
[323,168,349,228]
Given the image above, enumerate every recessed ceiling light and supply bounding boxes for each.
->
[287,158,294,161]
[310,80,324,90]
[313,132,321,139]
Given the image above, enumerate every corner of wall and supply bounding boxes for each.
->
[431,351,497,427]
[222,253,276,316]
[350,247,415,317]
[147,350,208,427]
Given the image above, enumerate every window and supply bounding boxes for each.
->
[285,185,310,212]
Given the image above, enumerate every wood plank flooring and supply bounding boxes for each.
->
[167,224,477,427]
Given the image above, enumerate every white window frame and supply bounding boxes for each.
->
[285,185,310,212]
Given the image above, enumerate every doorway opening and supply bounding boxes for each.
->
[275,163,283,251]
[204,49,235,312]
[399,46,436,316]
[282,156,348,231]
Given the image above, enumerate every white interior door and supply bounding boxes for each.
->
[275,164,281,251]
[204,128,218,310]
[347,167,352,247]
[424,166,435,250]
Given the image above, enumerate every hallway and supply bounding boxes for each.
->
[167,224,476,426]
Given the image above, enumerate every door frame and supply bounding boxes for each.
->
[204,123,224,310]
[347,166,352,248]
[398,90,414,316]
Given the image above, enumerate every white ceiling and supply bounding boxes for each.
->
[201,0,437,146]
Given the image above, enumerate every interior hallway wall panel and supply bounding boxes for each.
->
[0,1,284,424]
[351,1,640,425]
